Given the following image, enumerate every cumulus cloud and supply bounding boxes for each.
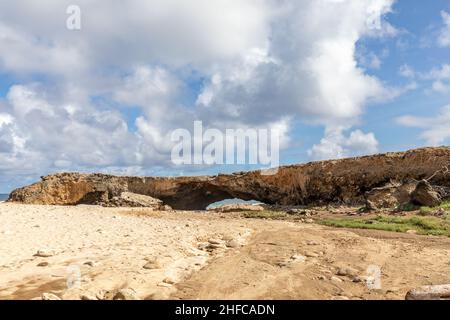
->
[438,11,450,47]
[0,0,400,190]
[399,64,415,78]
[423,64,450,94]
[308,127,379,160]
[397,105,450,146]
[1,84,142,173]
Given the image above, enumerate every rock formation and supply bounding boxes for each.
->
[106,192,171,210]
[8,147,450,210]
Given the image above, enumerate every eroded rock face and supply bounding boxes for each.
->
[365,181,417,210]
[107,192,171,210]
[8,147,450,210]
[411,180,442,207]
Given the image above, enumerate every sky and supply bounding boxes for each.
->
[0,0,450,192]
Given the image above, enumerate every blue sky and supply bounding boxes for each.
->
[0,0,450,192]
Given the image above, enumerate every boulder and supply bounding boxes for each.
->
[365,181,417,210]
[411,180,441,207]
[107,192,170,210]
[406,284,450,300]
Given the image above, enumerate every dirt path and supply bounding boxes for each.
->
[173,222,450,300]
[1,203,450,300]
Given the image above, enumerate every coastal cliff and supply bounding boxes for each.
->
[8,147,450,210]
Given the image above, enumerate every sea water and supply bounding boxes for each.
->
[0,194,8,201]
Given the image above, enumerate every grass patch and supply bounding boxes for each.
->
[319,215,450,236]
[397,203,419,212]
[241,210,289,220]
[420,201,450,215]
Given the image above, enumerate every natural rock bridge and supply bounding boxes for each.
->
[8,147,450,210]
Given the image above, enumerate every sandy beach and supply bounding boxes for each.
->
[1,202,450,300]
[0,202,252,300]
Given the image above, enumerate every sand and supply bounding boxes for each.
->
[0,203,251,300]
[1,202,450,300]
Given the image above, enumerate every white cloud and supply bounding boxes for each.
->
[425,64,450,80]
[397,105,450,145]
[423,64,450,94]
[0,0,400,189]
[1,84,142,173]
[308,127,379,161]
[438,11,450,47]
[431,81,450,94]
[399,64,415,78]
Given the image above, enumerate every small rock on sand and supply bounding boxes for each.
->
[207,243,226,250]
[352,276,368,283]
[157,282,172,288]
[331,296,350,300]
[290,254,307,262]
[208,238,224,245]
[37,261,49,267]
[305,251,319,258]
[336,267,359,277]
[331,276,343,283]
[143,260,161,270]
[113,289,140,300]
[41,293,61,300]
[34,250,55,257]
[226,240,240,248]
[80,294,98,300]
[163,277,177,285]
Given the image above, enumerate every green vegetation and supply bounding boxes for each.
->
[319,215,450,236]
[397,203,419,212]
[419,201,450,215]
[241,210,289,220]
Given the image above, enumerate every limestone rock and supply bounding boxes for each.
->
[209,204,265,213]
[8,147,450,210]
[107,192,169,210]
[365,181,417,210]
[41,293,61,300]
[411,180,442,207]
[405,284,450,300]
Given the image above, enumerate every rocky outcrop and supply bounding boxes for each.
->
[365,181,417,210]
[106,192,171,210]
[411,180,442,207]
[208,204,266,213]
[365,178,450,210]
[8,147,450,210]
